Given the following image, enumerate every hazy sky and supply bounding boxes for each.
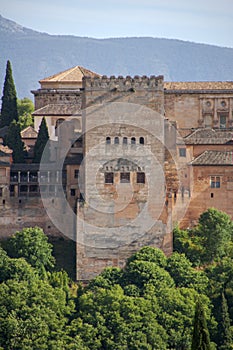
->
[1,0,233,48]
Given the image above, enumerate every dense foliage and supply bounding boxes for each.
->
[0,60,18,128]
[4,120,25,163]
[1,208,233,348]
[33,116,50,163]
[17,97,34,130]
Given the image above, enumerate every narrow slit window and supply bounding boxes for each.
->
[131,137,136,145]
[70,189,76,196]
[220,115,227,129]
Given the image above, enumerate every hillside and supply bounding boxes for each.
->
[1,14,233,98]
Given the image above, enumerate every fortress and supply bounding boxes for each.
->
[1,65,233,280]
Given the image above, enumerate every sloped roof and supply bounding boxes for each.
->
[39,66,101,84]
[32,104,81,116]
[184,128,233,145]
[20,126,38,139]
[192,150,233,166]
[0,144,12,155]
[164,81,233,91]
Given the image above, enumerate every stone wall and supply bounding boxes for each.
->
[180,165,233,227]
[0,197,65,238]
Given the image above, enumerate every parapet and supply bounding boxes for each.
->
[83,74,164,91]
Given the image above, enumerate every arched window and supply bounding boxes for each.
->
[123,137,128,145]
[139,137,144,145]
[106,137,111,144]
[114,137,119,144]
[131,137,136,145]
[55,118,65,136]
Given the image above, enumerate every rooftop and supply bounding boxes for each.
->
[164,81,233,91]
[20,126,38,139]
[192,150,233,166]
[33,104,81,116]
[0,144,13,155]
[184,128,233,145]
[39,66,101,84]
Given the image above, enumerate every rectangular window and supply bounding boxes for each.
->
[137,172,145,184]
[220,115,227,129]
[120,172,130,183]
[179,148,186,157]
[74,169,79,178]
[70,189,76,196]
[0,188,2,197]
[210,176,220,188]
[105,172,114,184]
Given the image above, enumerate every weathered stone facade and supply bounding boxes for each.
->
[1,65,233,280]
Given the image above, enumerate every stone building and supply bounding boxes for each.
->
[1,65,233,280]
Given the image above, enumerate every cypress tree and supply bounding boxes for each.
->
[219,293,233,350]
[191,300,211,350]
[5,120,25,163]
[33,117,50,163]
[0,60,18,127]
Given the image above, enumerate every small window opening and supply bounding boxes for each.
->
[105,172,114,184]
[210,176,220,188]
[131,137,136,145]
[139,137,144,145]
[70,189,76,196]
[179,148,186,157]
[120,172,130,183]
[114,137,119,144]
[137,172,145,184]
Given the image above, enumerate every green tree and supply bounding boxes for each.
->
[0,278,74,349]
[71,285,168,349]
[126,246,167,267]
[17,97,34,130]
[33,117,50,163]
[166,252,209,293]
[0,60,18,127]
[7,227,55,273]
[173,225,204,265]
[4,120,25,163]
[174,208,233,265]
[198,208,233,264]
[191,300,211,350]
[218,293,233,350]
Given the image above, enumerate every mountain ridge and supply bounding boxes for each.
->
[1,14,233,99]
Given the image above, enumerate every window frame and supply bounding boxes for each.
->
[137,172,145,184]
[105,172,114,184]
[120,172,130,183]
[210,176,221,188]
[179,148,186,157]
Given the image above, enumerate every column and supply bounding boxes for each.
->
[229,98,233,127]
[213,98,218,127]
[198,98,204,127]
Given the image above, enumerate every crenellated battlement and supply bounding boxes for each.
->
[83,74,164,91]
